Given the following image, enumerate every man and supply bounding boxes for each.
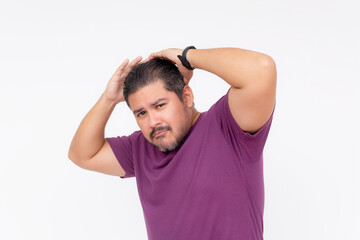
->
[68,46,277,240]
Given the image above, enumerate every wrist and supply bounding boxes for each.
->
[177,46,196,70]
[186,48,197,69]
[101,92,119,109]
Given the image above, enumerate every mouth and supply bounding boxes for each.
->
[150,126,171,140]
[153,129,168,138]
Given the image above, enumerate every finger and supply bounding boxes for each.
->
[123,56,142,73]
[141,57,151,63]
[110,58,129,80]
[116,58,129,73]
[148,51,164,60]
[127,56,143,68]
[150,52,178,65]
[122,56,143,76]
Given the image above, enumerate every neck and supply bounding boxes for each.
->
[191,108,201,126]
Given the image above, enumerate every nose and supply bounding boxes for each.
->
[148,111,161,128]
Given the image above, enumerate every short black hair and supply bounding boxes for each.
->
[123,59,185,107]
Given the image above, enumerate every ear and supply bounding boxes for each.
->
[182,85,194,108]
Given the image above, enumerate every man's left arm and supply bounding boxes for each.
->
[147,47,277,134]
[187,47,276,134]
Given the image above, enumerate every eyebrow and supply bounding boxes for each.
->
[133,98,168,115]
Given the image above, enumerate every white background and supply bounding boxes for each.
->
[1,0,359,239]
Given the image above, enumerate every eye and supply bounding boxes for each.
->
[156,103,165,109]
[137,111,146,117]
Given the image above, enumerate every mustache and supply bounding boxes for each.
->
[150,125,171,139]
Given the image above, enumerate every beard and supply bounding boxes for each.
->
[148,121,191,152]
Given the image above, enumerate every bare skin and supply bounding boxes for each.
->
[68,56,143,176]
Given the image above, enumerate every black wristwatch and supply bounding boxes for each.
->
[177,46,196,70]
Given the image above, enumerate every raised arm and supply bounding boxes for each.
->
[68,56,142,176]
[148,47,277,134]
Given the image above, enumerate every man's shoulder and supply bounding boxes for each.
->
[205,91,229,118]
[108,130,144,146]
[128,130,145,143]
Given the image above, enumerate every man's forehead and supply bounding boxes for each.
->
[128,82,174,110]
[132,97,169,114]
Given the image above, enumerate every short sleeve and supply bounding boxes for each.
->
[106,133,136,179]
[211,89,275,163]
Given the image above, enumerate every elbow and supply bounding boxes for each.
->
[68,147,80,165]
[258,55,277,84]
[68,147,90,168]
[68,149,76,163]
[259,54,276,71]
[68,152,83,168]
[68,150,74,162]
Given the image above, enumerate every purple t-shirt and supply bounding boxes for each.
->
[107,90,274,240]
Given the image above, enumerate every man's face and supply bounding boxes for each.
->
[128,80,193,152]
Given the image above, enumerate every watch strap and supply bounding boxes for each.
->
[177,46,196,70]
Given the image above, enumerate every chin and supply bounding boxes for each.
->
[154,140,178,152]
[148,136,177,152]
[156,134,188,152]
[147,126,189,152]
[159,144,178,152]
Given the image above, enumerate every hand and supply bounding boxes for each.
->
[104,56,142,103]
[145,48,194,84]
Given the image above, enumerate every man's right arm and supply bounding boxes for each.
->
[68,93,126,177]
[67,56,142,177]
